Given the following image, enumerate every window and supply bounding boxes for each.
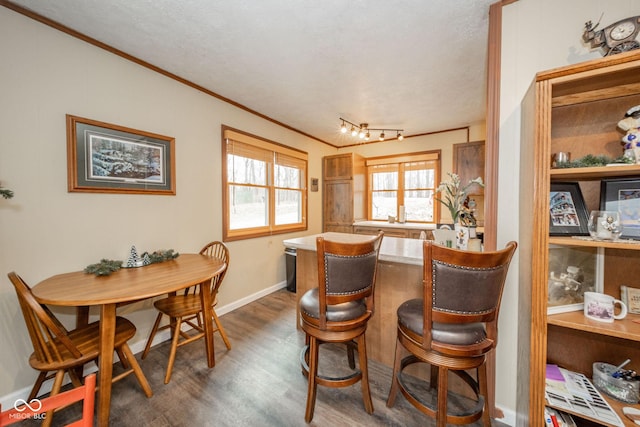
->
[367,152,439,223]
[222,127,307,241]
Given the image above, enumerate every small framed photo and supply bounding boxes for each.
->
[548,245,603,314]
[600,178,640,240]
[549,182,589,236]
[67,115,175,195]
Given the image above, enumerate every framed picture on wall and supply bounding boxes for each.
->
[549,182,589,236]
[600,178,640,240]
[66,115,175,195]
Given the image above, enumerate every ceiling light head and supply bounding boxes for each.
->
[340,121,347,133]
[397,131,403,141]
[350,126,357,136]
[379,132,385,141]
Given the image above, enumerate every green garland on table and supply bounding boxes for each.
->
[554,154,633,168]
[84,249,180,276]
[84,259,123,276]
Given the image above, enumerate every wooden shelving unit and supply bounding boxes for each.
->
[519,51,640,426]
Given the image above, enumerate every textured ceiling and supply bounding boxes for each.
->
[6,0,494,147]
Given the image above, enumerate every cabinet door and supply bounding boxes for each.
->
[453,141,485,195]
[324,180,353,225]
[324,154,353,180]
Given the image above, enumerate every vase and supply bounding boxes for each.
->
[454,223,469,250]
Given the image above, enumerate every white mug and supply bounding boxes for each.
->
[584,291,627,323]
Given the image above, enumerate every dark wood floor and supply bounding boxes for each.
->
[24,289,509,426]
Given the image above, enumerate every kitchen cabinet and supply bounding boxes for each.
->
[352,223,434,240]
[323,153,366,233]
[519,51,640,426]
[453,140,485,196]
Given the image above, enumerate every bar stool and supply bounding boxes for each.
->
[299,232,383,423]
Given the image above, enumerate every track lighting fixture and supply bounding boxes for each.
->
[339,118,403,142]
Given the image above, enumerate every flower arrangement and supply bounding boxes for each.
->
[435,172,484,225]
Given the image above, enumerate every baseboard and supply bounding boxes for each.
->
[0,281,287,409]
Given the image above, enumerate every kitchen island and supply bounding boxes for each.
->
[282,232,423,367]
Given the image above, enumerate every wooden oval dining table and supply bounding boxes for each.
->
[31,253,227,427]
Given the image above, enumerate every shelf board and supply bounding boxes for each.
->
[549,236,640,250]
[548,393,637,427]
[550,165,640,180]
[547,310,640,342]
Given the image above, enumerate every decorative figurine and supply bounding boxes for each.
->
[617,105,640,163]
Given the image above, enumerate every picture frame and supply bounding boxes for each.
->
[547,245,603,314]
[67,115,175,195]
[600,178,640,240]
[549,182,590,236]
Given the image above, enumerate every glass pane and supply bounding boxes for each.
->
[405,190,434,222]
[275,189,302,225]
[228,154,267,185]
[371,191,397,220]
[372,171,398,191]
[275,164,301,189]
[228,185,268,229]
[404,167,435,190]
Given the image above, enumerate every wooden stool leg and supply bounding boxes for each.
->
[356,334,373,414]
[479,363,491,426]
[436,366,448,427]
[305,336,319,423]
[386,338,403,407]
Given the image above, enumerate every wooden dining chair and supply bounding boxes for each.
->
[0,373,96,427]
[142,241,230,384]
[7,272,153,427]
[299,232,383,423]
[386,241,517,427]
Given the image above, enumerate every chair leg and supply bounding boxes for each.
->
[347,340,356,369]
[436,366,449,427]
[304,336,319,423]
[356,334,373,414]
[386,338,403,408]
[430,364,438,390]
[120,343,153,398]
[28,371,48,401]
[42,370,66,427]
[142,312,164,359]
[212,309,231,350]
[478,363,491,426]
[116,348,130,369]
[165,316,183,384]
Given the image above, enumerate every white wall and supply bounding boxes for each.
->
[499,0,639,424]
[0,6,336,400]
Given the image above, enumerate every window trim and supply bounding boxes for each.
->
[222,126,308,241]
[366,151,440,223]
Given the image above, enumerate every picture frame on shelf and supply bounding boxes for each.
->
[600,178,640,240]
[549,182,590,236]
[547,245,603,314]
[67,115,176,195]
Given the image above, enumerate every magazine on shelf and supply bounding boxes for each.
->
[620,285,640,314]
[545,364,623,426]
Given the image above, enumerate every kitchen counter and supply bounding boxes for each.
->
[282,232,423,265]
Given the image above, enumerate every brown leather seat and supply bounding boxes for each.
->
[142,241,230,384]
[8,272,153,427]
[299,232,383,423]
[386,240,517,427]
